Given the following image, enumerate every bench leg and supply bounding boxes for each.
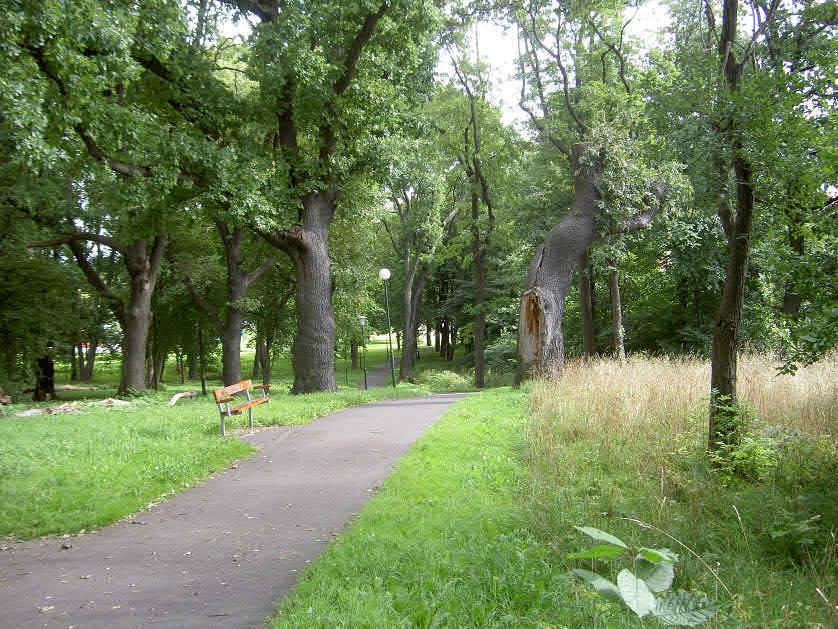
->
[248,406,253,429]
[220,412,226,436]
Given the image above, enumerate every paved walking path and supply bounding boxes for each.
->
[0,394,466,628]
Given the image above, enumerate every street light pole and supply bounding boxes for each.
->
[379,268,397,387]
[358,315,368,390]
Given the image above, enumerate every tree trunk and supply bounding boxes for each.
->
[288,212,337,393]
[516,143,601,381]
[70,345,78,381]
[350,340,359,369]
[262,334,273,385]
[79,340,97,382]
[426,323,432,347]
[447,324,457,361]
[782,207,804,316]
[709,154,754,449]
[120,255,156,394]
[471,190,487,388]
[399,268,425,382]
[434,319,441,353]
[221,307,244,386]
[188,350,198,380]
[252,335,265,379]
[439,318,449,358]
[609,266,626,361]
[198,324,207,396]
[2,332,15,381]
[579,257,596,359]
[708,0,758,452]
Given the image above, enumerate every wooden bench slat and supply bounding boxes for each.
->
[213,379,252,402]
[253,384,271,390]
[229,398,269,414]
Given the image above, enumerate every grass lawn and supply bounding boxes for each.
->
[0,341,425,539]
[272,357,837,627]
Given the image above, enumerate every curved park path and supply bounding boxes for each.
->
[0,393,466,628]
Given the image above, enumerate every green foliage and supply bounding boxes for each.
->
[569,526,717,626]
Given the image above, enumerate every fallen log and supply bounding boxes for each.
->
[168,391,199,406]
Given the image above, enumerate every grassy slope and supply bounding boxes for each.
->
[273,358,837,627]
[271,389,563,628]
[0,342,424,539]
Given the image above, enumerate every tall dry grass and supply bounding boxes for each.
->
[529,354,836,447]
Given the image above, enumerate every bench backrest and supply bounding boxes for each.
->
[213,379,252,403]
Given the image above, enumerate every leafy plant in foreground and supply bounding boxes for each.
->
[569,526,717,626]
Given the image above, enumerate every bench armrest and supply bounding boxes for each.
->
[253,384,271,390]
[216,395,235,404]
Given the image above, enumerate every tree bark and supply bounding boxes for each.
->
[426,323,432,347]
[78,340,97,382]
[119,239,164,394]
[579,256,596,359]
[471,190,487,387]
[350,340,359,369]
[434,319,441,353]
[708,0,762,451]
[709,154,754,449]
[187,350,198,380]
[70,345,79,381]
[516,144,601,380]
[398,270,425,382]
[274,196,338,393]
[609,266,626,361]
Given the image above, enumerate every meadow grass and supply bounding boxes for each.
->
[0,341,426,539]
[526,354,837,627]
[272,355,836,627]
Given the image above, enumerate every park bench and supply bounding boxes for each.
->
[213,380,271,435]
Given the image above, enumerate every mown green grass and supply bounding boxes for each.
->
[272,360,837,627]
[271,389,570,628]
[0,347,426,539]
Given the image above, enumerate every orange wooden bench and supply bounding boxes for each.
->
[213,379,271,435]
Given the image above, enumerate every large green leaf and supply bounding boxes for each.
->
[571,569,621,601]
[635,558,675,592]
[653,591,718,626]
[574,526,628,549]
[617,569,657,617]
[566,544,626,560]
[637,547,679,564]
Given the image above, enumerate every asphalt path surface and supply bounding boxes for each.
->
[0,393,466,628]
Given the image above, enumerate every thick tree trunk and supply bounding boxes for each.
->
[516,143,600,381]
[288,214,336,393]
[579,257,596,359]
[426,323,432,347]
[434,319,441,353]
[609,266,626,361]
[221,308,244,386]
[447,324,457,361]
[120,249,157,394]
[709,155,754,450]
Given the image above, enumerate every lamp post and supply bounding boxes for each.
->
[379,268,397,387]
[358,315,368,390]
